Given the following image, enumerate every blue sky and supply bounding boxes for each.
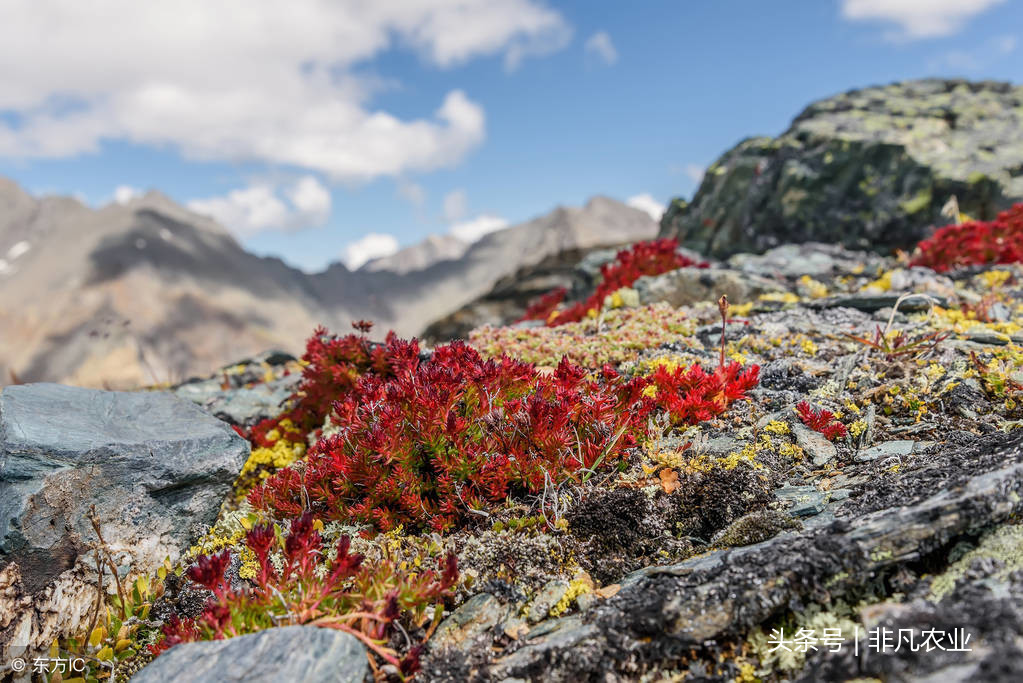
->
[0,0,1020,272]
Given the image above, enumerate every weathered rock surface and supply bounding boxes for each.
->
[133,626,368,683]
[728,242,887,279]
[660,79,1023,257]
[422,428,1023,681]
[0,383,247,662]
[174,350,301,426]
[634,267,787,308]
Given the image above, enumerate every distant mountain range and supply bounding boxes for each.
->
[0,178,655,387]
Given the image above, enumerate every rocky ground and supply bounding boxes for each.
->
[3,235,1023,682]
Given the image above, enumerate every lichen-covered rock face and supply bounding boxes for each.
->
[0,383,248,662]
[132,626,368,683]
[660,79,1023,257]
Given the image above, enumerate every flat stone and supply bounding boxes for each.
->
[963,330,1017,346]
[133,626,367,683]
[808,294,949,313]
[792,422,838,466]
[0,383,248,661]
[774,485,830,517]
[430,592,512,652]
[634,267,787,308]
[855,439,920,462]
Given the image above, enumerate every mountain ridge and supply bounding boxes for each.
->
[0,180,656,387]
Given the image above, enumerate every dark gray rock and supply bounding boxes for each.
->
[176,373,300,426]
[133,626,368,683]
[727,242,886,279]
[0,383,248,660]
[808,293,950,313]
[634,267,787,308]
[773,484,831,517]
[660,79,1023,257]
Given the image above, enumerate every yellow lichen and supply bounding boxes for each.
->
[549,578,593,617]
[763,420,790,435]
[778,443,803,459]
[798,275,828,299]
[758,292,800,304]
[977,269,1011,290]
[240,439,306,477]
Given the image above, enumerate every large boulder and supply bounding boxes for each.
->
[133,626,368,683]
[0,383,248,662]
[660,79,1023,258]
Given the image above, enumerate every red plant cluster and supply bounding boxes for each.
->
[649,362,760,425]
[909,203,1023,272]
[241,322,409,451]
[795,400,847,441]
[521,238,707,326]
[250,333,759,532]
[154,512,457,675]
[519,286,568,323]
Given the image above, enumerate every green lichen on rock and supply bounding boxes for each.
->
[660,79,1023,257]
[711,509,800,547]
[927,524,1023,603]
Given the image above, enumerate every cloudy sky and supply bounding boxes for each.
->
[0,0,1020,271]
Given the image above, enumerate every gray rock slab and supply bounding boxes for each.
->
[791,422,838,466]
[855,439,923,462]
[634,267,787,308]
[1,383,248,588]
[0,382,248,662]
[176,373,300,426]
[133,626,367,683]
[774,484,830,517]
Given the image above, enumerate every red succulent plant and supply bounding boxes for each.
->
[520,238,708,326]
[795,400,847,441]
[909,203,1023,272]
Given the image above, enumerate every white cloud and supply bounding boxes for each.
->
[449,214,508,242]
[584,31,618,66]
[442,188,469,222]
[841,0,1005,40]
[685,164,706,184]
[341,232,400,269]
[113,185,141,205]
[188,175,332,238]
[626,193,664,221]
[286,175,331,225]
[0,1,570,180]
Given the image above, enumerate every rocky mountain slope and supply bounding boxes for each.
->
[361,233,469,275]
[0,181,653,387]
[660,79,1023,257]
[4,231,1023,682]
